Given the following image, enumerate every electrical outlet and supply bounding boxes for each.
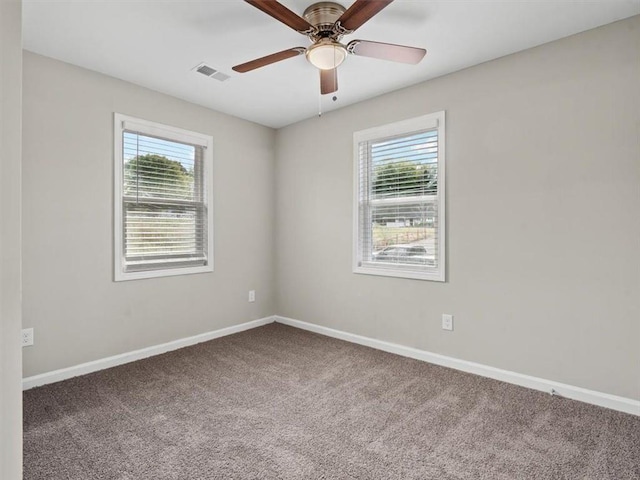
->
[442,314,453,331]
[22,328,34,347]
[248,290,256,303]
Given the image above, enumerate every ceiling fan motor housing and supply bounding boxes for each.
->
[303,2,346,39]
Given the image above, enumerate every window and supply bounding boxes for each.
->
[114,114,213,281]
[353,112,445,281]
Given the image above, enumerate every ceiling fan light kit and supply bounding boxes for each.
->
[233,0,426,95]
[306,39,347,70]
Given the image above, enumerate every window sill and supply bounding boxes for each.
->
[353,264,444,282]
[115,264,213,282]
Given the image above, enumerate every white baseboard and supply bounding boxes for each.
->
[23,314,639,416]
[274,316,640,416]
[22,316,276,390]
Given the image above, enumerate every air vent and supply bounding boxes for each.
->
[193,63,230,82]
[196,64,217,76]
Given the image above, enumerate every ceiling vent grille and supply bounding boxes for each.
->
[193,63,230,82]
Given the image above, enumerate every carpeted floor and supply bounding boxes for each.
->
[23,323,640,479]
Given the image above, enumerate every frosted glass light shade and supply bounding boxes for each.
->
[306,40,347,70]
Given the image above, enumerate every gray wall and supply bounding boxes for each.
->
[21,17,640,401]
[275,17,640,400]
[22,52,276,377]
[1,0,23,478]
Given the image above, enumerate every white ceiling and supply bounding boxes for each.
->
[23,0,640,128]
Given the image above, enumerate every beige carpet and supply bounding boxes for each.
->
[23,323,640,479]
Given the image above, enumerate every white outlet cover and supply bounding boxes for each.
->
[248,290,256,303]
[442,314,454,331]
[22,328,34,347]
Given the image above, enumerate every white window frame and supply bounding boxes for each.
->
[353,112,446,282]
[114,113,214,281]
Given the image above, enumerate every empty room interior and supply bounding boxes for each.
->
[1,0,640,478]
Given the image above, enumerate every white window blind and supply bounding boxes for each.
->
[114,114,213,281]
[354,112,445,282]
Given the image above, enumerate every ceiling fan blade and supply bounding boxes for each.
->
[320,68,338,95]
[233,47,306,73]
[347,40,426,64]
[336,0,394,33]
[245,0,314,34]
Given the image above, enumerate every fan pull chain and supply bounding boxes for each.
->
[318,92,322,117]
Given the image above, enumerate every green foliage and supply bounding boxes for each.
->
[372,161,437,226]
[124,154,193,199]
[373,161,437,197]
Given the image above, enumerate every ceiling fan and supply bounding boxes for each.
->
[232,0,427,95]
